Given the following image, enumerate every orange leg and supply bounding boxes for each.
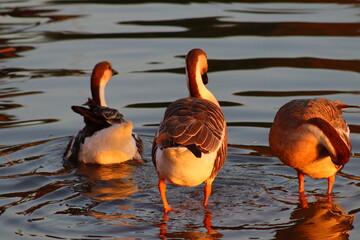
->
[299,191,308,208]
[297,171,305,193]
[297,171,308,208]
[327,175,335,195]
[158,178,172,213]
[203,179,213,207]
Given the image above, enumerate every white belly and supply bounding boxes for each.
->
[156,147,216,187]
[79,121,139,164]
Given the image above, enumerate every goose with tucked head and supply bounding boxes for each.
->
[152,49,228,212]
[64,61,143,164]
[269,98,359,197]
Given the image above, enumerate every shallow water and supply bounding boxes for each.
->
[0,0,360,239]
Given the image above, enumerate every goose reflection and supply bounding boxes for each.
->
[76,163,139,201]
[275,198,354,240]
[158,210,223,239]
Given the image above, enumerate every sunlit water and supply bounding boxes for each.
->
[0,0,359,239]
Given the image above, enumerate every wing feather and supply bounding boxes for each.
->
[154,97,226,157]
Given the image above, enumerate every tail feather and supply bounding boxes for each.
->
[334,101,360,110]
[72,98,125,126]
[71,105,106,125]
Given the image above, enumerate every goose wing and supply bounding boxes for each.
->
[153,97,226,160]
[72,98,125,126]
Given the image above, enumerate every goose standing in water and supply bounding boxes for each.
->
[64,61,143,164]
[269,98,358,196]
[152,49,228,212]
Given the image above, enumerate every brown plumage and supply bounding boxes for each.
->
[269,98,359,197]
[155,98,225,155]
[152,49,227,212]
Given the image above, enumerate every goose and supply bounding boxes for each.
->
[269,98,359,195]
[152,49,228,212]
[64,61,143,164]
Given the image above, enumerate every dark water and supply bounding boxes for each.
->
[1,0,360,239]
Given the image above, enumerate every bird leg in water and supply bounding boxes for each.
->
[297,171,305,193]
[297,171,309,208]
[203,178,214,207]
[327,175,335,194]
[158,178,172,213]
[299,191,308,208]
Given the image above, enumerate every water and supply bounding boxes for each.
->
[1,0,359,239]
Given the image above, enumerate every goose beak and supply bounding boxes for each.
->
[112,69,119,76]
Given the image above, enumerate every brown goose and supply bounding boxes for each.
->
[269,98,359,195]
[152,49,228,212]
[64,61,143,164]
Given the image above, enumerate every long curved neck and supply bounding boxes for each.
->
[91,77,107,107]
[186,63,219,107]
[307,117,350,165]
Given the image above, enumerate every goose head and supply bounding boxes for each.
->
[185,49,219,106]
[91,61,118,107]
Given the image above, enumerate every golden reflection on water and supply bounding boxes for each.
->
[0,0,359,239]
[76,162,139,201]
[275,199,354,240]
[74,163,141,226]
[158,210,223,239]
[88,209,137,226]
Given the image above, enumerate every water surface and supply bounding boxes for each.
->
[0,0,360,239]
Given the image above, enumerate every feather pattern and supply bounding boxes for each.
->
[155,98,225,154]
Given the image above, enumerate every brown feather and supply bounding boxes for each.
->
[211,130,228,178]
[153,97,226,158]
